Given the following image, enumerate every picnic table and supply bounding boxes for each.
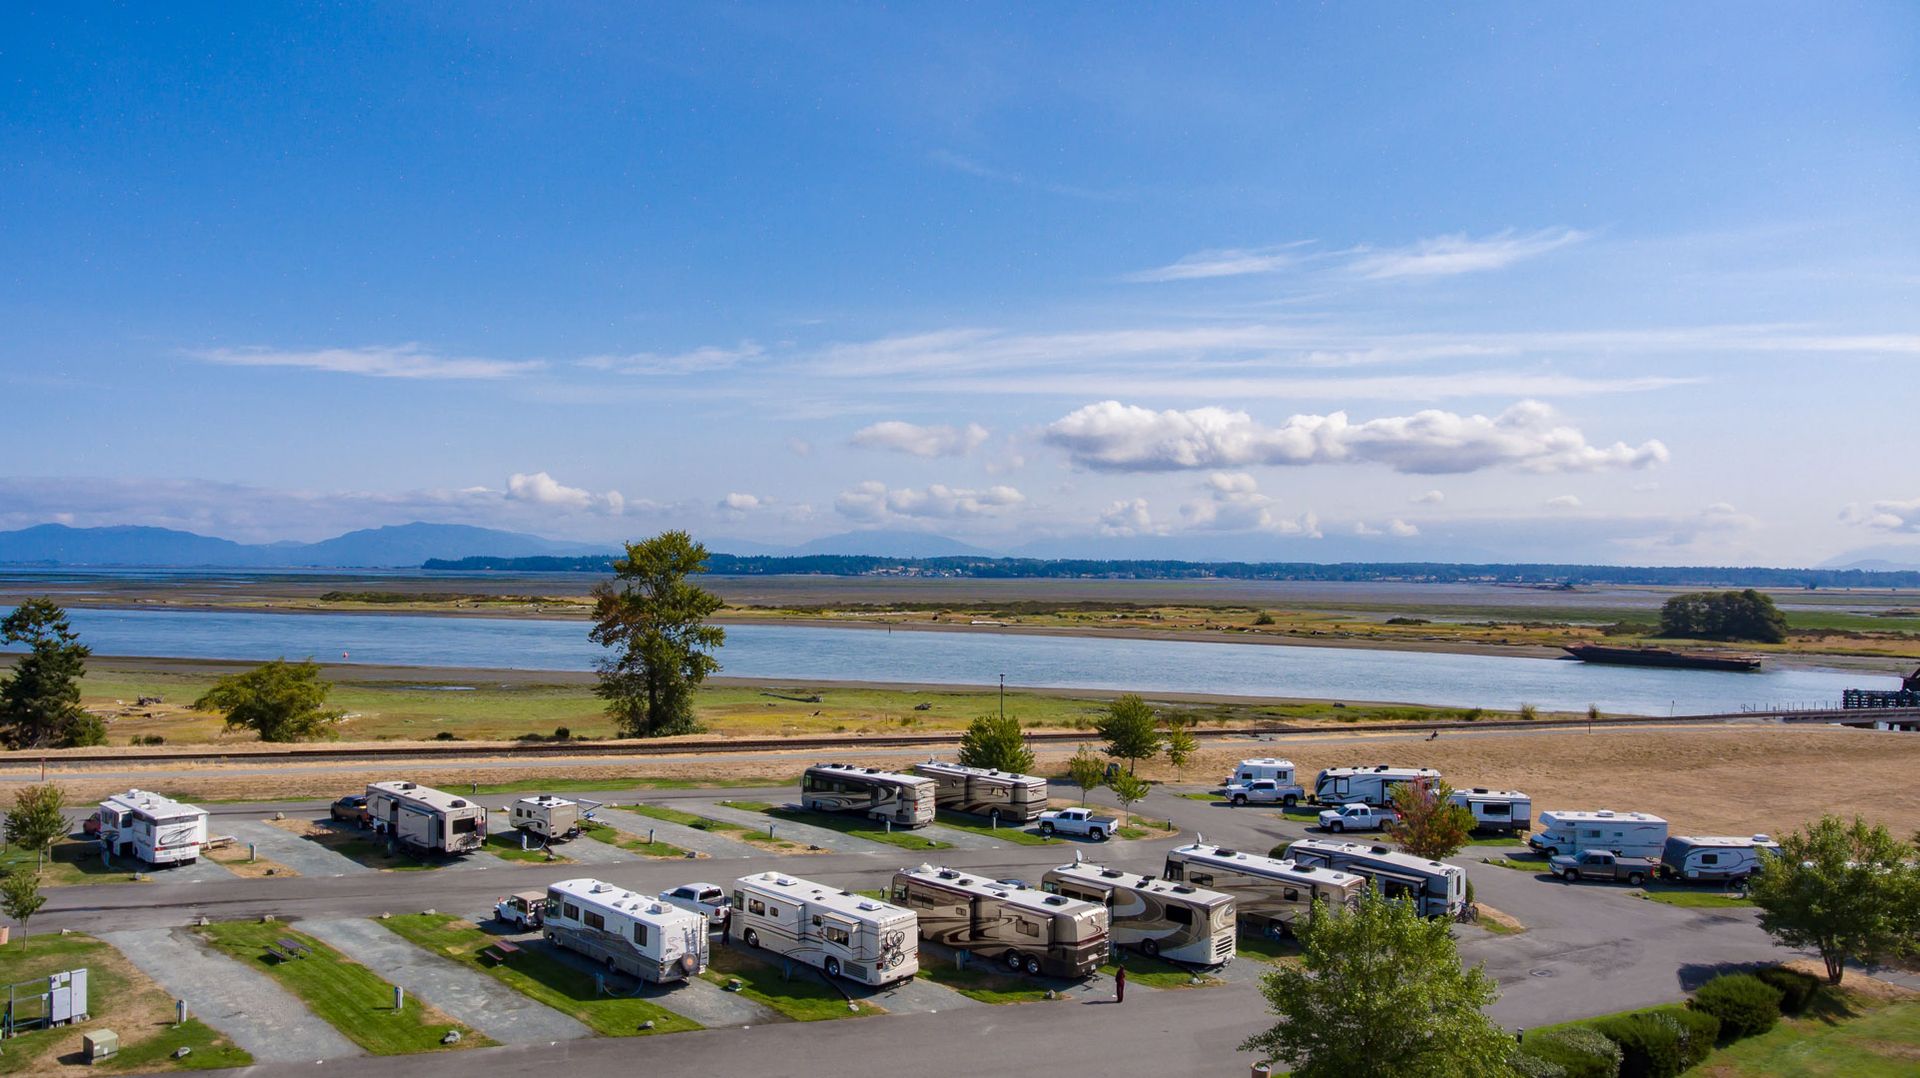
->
[277,937,312,957]
[481,939,523,964]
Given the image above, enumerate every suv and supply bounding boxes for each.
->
[660,883,730,927]
[330,794,372,829]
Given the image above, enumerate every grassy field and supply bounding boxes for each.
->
[1695,987,1919,1076]
[932,810,1061,845]
[0,837,147,887]
[621,803,810,852]
[915,959,1057,1003]
[701,945,878,1020]
[1116,815,1177,840]
[198,921,488,1054]
[1480,856,1551,874]
[1633,886,1755,908]
[717,800,954,852]
[379,914,699,1037]
[0,933,249,1075]
[1235,933,1302,964]
[1102,951,1221,988]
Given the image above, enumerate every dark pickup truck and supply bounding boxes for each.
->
[1548,849,1656,885]
[330,794,373,828]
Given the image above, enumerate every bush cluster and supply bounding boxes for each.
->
[1571,967,1807,1076]
[1690,973,1783,1038]
[1754,967,1819,1015]
[1592,1007,1717,1078]
[1521,1026,1622,1078]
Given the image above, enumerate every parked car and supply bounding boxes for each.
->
[495,890,548,928]
[660,882,731,927]
[1225,779,1306,807]
[1037,807,1117,840]
[1549,849,1656,885]
[330,794,372,828]
[1317,803,1399,834]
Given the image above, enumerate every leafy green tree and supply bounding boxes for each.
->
[589,531,726,738]
[957,712,1035,774]
[4,785,67,869]
[1096,693,1161,774]
[1066,745,1106,805]
[1162,722,1198,772]
[1108,770,1151,822]
[1656,589,1788,643]
[1748,814,1920,984]
[1241,889,1517,1077]
[0,868,45,949]
[193,659,342,742]
[0,599,98,748]
[1388,779,1476,861]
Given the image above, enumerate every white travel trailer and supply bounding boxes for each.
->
[1312,765,1442,807]
[891,864,1109,977]
[1660,835,1781,884]
[365,780,487,856]
[1447,788,1533,833]
[1527,809,1668,859]
[94,790,207,866]
[506,794,602,842]
[544,878,709,984]
[1284,838,1468,919]
[1222,758,1301,789]
[1043,859,1236,967]
[912,760,1049,822]
[1162,842,1364,937]
[731,872,919,985]
[801,763,936,829]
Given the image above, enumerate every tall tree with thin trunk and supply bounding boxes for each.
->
[1096,693,1161,775]
[1066,745,1106,806]
[1388,779,1476,861]
[1162,721,1198,773]
[0,599,102,748]
[1108,770,1150,824]
[0,869,45,949]
[5,785,67,870]
[589,531,727,738]
[1748,814,1920,984]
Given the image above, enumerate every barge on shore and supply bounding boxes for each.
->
[1562,644,1761,672]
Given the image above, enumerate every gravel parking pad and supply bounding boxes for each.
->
[595,807,765,859]
[685,801,862,852]
[221,817,374,876]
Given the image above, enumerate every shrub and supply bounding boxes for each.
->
[1253,611,1276,626]
[552,726,571,740]
[1525,1026,1623,1078]
[1755,966,1819,1015]
[1511,1051,1568,1078]
[1668,1006,1720,1068]
[1691,972,1783,1039]
[1594,1012,1684,1078]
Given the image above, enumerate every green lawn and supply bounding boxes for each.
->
[198,921,489,1054]
[0,837,148,887]
[916,960,1057,1003]
[0,933,250,1074]
[621,803,806,851]
[1480,856,1550,874]
[701,945,878,1020]
[1467,833,1527,847]
[717,801,953,852]
[1633,886,1755,908]
[1179,793,1222,803]
[932,810,1061,846]
[1102,951,1221,988]
[380,914,700,1037]
[578,820,692,859]
[1117,816,1177,841]
[1697,992,1920,1076]
[1235,933,1301,964]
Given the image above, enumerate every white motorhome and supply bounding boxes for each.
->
[1312,765,1442,807]
[1528,809,1668,859]
[1447,788,1533,833]
[506,794,602,843]
[912,760,1049,822]
[365,781,487,856]
[1660,835,1781,884]
[1284,838,1468,919]
[731,872,919,985]
[891,864,1108,978]
[1162,842,1364,937]
[801,763,936,829]
[1043,859,1236,967]
[94,790,207,866]
[544,878,709,984]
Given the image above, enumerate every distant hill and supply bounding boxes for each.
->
[0,522,610,569]
[786,530,1003,558]
[1816,544,1920,573]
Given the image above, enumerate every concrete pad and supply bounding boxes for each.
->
[683,801,864,852]
[145,855,236,883]
[220,817,374,877]
[595,806,764,859]
[99,927,362,1063]
[301,917,592,1045]
[553,835,632,865]
[630,970,780,1028]
[848,968,984,1014]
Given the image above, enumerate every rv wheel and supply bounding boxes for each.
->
[824,957,841,979]
[1626,872,1644,886]
[1140,938,1159,958]
[1023,955,1042,976]
[1231,795,1248,806]
[744,929,761,949]
[1005,950,1025,973]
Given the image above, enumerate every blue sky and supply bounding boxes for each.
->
[3,4,1918,564]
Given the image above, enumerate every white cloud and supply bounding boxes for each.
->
[1043,399,1670,475]
[720,492,765,512]
[1126,244,1309,283]
[1388,518,1419,537]
[506,472,625,515]
[579,341,763,376]
[834,481,1026,522]
[1844,497,1920,533]
[1179,474,1319,536]
[1350,228,1589,279]
[195,343,543,380]
[850,420,991,457]
[1412,489,1445,504]
[1546,495,1583,509]
[1098,498,1161,537]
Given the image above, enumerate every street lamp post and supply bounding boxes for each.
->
[999,673,1005,720]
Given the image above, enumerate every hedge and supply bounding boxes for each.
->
[1593,1011,1685,1078]
[1754,966,1819,1015]
[1668,1006,1720,1069]
[1525,1026,1622,1078]
[1511,1051,1567,1078]
[1691,973,1783,1039]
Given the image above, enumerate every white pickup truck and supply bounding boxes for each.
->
[1037,807,1118,840]
[1224,778,1306,807]
[1317,803,1400,833]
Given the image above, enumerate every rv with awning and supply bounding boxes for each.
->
[731,872,919,985]
[1043,858,1236,967]
[1283,837,1468,919]
[544,878,709,984]
[1527,809,1668,859]
[891,863,1108,978]
[800,763,936,829]
[1447,788,1533,833]
[911,760,1049,822]
[94,790,207,866]
[365,780,487,856]
[507,794,602,843]
[1312,765,1442,807]
[1162,842,1363,937]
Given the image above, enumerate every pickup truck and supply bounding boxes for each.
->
[1317,803,1399,833]
[1225,779,1306,807]
[1037,807,1118,840]
[330,794,372,829]
[1549,850,1655,885]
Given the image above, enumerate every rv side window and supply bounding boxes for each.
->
[1164,863,1184,882]
[584,912,605,931]
[1283,888,1299,902]
[452,816,478,834]
[823,924,850,945]
[768,905,779,918]
[1581,829,1600,839]
[1188,873,1213,887]
[1040,882,1058,894]
[812,915,822,927]
[1017,919,1039,937]
[1479,803,1509,816]
[909,894,934,909]
[1166,905,1193,925]
[633,923,649,946]
[563,903,580,920]
[1701,853,1719,865]
[748,899,765,916]
[892,884,908,902]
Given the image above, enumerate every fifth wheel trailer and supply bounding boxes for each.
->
[544,878,709,983]
[1527,810,1668,859]
[890,863,1109,977]
[1043,859,1236,966]
[1312,765,1441,807]
[365,781,487,856]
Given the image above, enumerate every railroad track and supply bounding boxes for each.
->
[10,705,1905,770]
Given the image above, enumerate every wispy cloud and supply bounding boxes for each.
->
[1126,243,1312,283]
[1843,496,1920,533]
[505,471,626,515]
[194,344,544,380]
[850,420,991,457]
[835,480,1026,522]
[927,149,1122,201]
[1349,227,1590,279]
[578,341,764,376]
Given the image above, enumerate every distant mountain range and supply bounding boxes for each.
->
[1815,543,1920,573]
[0,523,611,568]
